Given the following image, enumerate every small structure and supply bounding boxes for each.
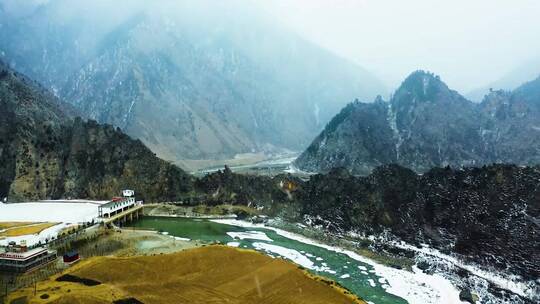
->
[98,190,137,218]
[63,251,80,264]
[0,241,56,273]
[98,190,143,226]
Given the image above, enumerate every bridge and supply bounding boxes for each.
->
[99,201,144,226]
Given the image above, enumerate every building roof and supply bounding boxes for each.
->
[63,251,79,258]
[98,197,133,209]
[0,247,48,261]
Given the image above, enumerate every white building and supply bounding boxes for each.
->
[98,190,137,218]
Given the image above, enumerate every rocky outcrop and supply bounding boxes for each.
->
[0,60,192,202]
[195,166,276,205]
[296,164,540,281]
[295,71,540,174]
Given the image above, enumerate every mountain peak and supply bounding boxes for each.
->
[399,70,446,95]
[390,70,456,109]
[404,70,439,81]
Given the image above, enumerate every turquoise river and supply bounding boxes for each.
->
[131,216,409,304]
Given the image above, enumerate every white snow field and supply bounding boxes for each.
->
[0,201,102,223]
[0,200,104,246]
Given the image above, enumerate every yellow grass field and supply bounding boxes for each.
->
[0,222,58,238]
[8,245,365,304]
[0,222,35,230]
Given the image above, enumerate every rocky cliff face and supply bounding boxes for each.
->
[295,71,540,174]
[0,61,192,202]
[0,1,386,163]
[298,165,540,282]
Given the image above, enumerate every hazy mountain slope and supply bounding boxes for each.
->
[0,0,386,163]
[295,71,540,174]
[296,98,397,174]
[467,57,540,102]
[61,35,255,160]
[0,60,192,202]
[479,76,540,164]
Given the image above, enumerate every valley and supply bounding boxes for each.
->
[193,152,300,177]
[0,0,385,164]
[1,1,539,304]
[1,55,538,303]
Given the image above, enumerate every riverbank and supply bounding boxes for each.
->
[143,206,414,270]
[142,203,537,303]
[212,218,466,304]
[144,203,259,219]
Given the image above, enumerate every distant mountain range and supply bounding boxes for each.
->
[295,71,540,175]
[0,0,385,167]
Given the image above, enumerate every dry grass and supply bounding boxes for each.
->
[0,222,35,229]
[8,245,365,304]
[0,222,58,237]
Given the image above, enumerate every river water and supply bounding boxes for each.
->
[131,216,409,304]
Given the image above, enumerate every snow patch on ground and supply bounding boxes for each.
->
[0,223,71,246]
[251,242,337,275]
[390,240,536,299]
[252,242,314,269]
[39,199,109,205]
[227,231,272,242]
[173,236,190,241]
[0,201,103,246]
[227,241,240,247]
[0,202,100,222]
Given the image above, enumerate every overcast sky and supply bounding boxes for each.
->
[3,0,539,93]
[260,0,540,92]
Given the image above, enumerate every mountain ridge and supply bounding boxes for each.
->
[0,1,386,165]
[295,70,540,174]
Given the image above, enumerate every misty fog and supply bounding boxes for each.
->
[3,0,538,94]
